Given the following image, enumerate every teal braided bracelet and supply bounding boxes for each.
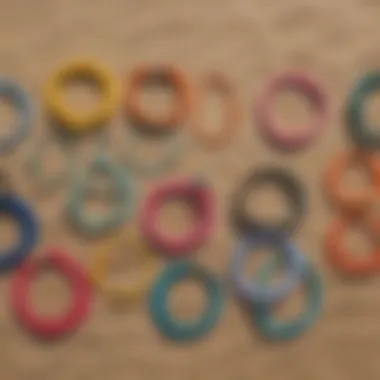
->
[252,254,323,340]
[149,260,225,341]
[66,151,135,237]
[346,71,380,149]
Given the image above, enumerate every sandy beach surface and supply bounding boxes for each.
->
[1,1,380,379]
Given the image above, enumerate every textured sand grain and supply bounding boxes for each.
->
[1,1,380,379]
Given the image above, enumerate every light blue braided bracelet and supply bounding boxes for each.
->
[66,151,135,237]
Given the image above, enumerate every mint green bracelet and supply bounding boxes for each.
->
[66,151,135,237]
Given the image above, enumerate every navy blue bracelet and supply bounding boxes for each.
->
[0,194,39,270]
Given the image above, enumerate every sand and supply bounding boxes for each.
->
[1,0,380,379]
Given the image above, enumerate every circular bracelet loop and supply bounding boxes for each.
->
[229,230,306,305]
[252,256,323,340]
[10,248,92,340]
[0,194,39,271]
[149,260,225,341]
[45,59,120,133]
[230,166,306,235]
[323,149,380,215]
[25,135,76,192]
[140,177,215,257]
[88,228,158,305]
[346,71,380,149]
[122,126,185,178]
[125,64,192,132]
[255,72,329,151]
[0,78,33,155]
[66,151,135,237]
[324,217,380,276]
[191,73,242,150]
